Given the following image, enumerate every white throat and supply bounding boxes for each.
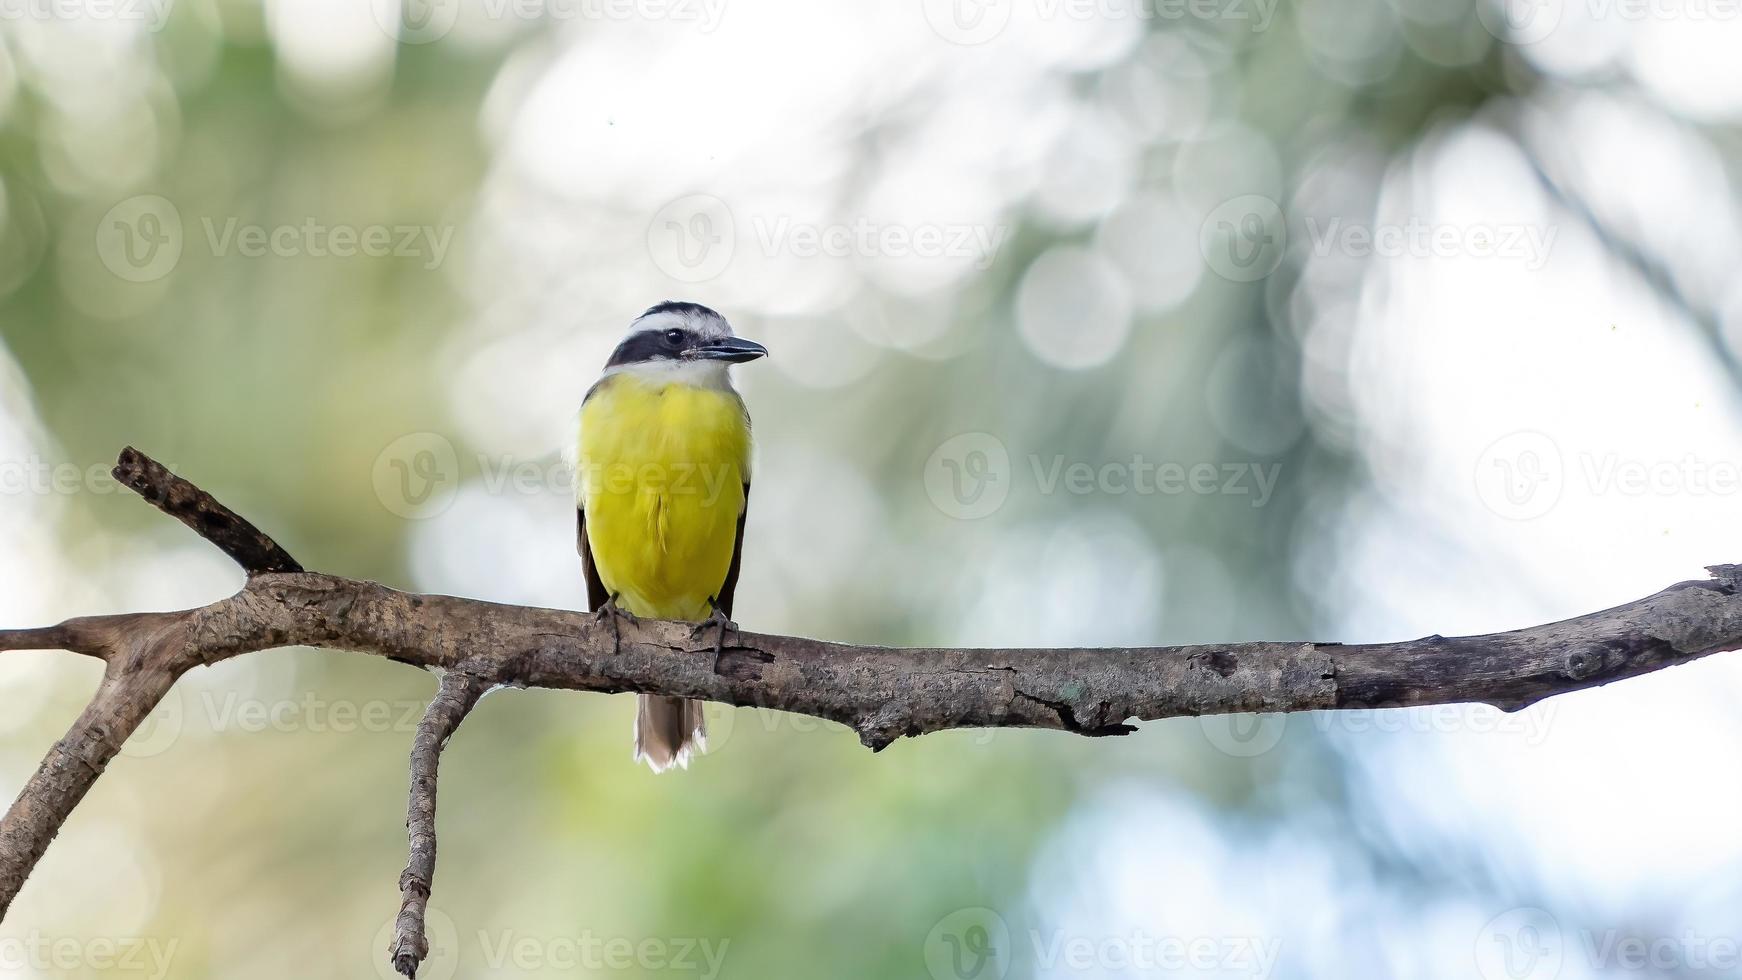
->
[605,357,737,390]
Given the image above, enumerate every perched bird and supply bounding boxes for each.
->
[575,302,767,771]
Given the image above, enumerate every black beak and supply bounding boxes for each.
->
[693,337,768,363]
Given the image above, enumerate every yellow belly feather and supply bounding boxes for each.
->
[577,373,750,622]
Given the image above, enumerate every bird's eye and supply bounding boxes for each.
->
[664,329,685,346]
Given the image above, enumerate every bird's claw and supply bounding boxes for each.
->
[593,596,639,657]
[691,605,738,670]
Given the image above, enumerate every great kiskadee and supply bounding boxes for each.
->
[576,302,767,771]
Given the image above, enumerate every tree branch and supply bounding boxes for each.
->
[4,449,1742,976]
[111,446,303,575]
[0,657,181,912]
[392,670,489,979]
[0,622,113,661]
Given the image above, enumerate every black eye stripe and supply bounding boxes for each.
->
[606,328,698,367]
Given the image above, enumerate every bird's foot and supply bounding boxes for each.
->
[690,605,738,671]
[593,596,640,657]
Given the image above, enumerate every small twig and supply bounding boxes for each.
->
[391,671,489,979]
[111,446,302,576]
[0,623,108,661]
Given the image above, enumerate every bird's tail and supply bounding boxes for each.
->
[634,695,707,772]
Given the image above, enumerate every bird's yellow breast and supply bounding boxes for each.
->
[577,372,750,622]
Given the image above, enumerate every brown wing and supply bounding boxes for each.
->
[577,375,615,613]
[714,483,749,618]
[578,507,610,612]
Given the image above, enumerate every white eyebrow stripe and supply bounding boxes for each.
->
[626,307,734,342]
